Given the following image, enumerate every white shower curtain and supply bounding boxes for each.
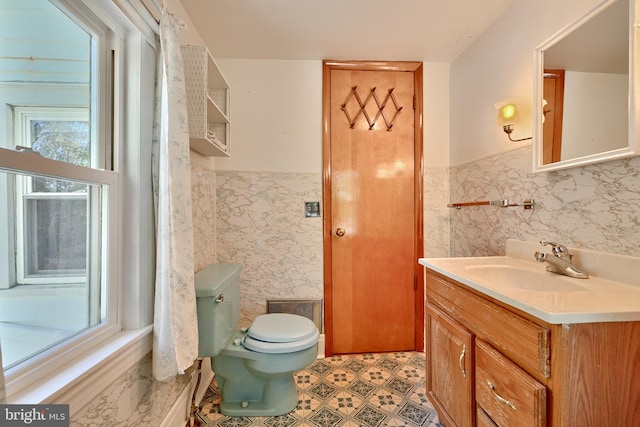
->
[151,9,198,381]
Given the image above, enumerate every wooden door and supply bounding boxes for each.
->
[427,306,474,427]
[322,60,423,355]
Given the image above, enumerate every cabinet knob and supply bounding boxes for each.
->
[335,227,346,237]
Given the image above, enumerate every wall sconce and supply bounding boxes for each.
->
[495,99,532,142]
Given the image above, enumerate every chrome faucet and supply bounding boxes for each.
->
[534,241,589,279]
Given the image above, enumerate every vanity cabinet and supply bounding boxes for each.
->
[181,45,230,157]
[425,268,640,427]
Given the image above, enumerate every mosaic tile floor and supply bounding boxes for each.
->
[196,352,442,427]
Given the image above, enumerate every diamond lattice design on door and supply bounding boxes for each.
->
[341,86,403,131]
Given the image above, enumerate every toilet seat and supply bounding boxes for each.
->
[244,313,319,354]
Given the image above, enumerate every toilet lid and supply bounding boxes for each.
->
[247,313,318,343]
[244,313,319,354]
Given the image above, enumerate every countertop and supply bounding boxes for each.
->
[419,239,640,324]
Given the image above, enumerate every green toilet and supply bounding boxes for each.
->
[194,263,319,416]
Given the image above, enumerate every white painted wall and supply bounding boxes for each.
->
[423,63,451,168]
[214,59,323,173]
[208,60,450,173]
[173,0,453,171]
[450,0,603,166]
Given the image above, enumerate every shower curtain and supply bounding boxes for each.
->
[151,9,198,381]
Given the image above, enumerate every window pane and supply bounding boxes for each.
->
[25,196,87,275]
[0,170,105,370]
[31,119,91,192]
[32,120,90,167]
[3,0,96,169]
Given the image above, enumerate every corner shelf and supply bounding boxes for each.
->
[181,45,230,157]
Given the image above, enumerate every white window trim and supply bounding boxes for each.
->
[1,0,157,412]
[8,326,153,409]
[1,150,120,398]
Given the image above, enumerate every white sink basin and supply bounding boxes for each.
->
[463,264,589,293]
[419,240,640,324]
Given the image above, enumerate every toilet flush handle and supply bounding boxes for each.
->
[215,294,224,303]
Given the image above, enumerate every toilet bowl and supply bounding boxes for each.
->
[194,264,319,417]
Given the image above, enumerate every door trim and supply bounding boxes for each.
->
[543,69,565,165]
[322,60,424,356]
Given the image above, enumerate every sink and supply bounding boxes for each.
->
[420,240,640,324]
[463,264,589,293]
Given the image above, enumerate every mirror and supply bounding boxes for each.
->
[533,0,639,172]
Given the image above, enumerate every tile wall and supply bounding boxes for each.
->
[71,355,191,426]
[450,145,640,257]
[192,163,218,271]
[215,169,452,327]
[424,167,451,258]
[215,171,324,327]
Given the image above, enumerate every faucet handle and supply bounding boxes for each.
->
[540,241,570,258]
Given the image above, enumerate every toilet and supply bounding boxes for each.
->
[194,263,319,416]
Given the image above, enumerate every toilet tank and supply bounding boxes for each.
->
[194,263,242,357]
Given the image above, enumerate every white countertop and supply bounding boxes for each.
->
[419,240,640,324]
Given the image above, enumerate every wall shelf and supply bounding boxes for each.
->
[181,45,230,157]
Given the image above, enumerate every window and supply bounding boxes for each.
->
[0,0,147,397]
[14,107,92,285]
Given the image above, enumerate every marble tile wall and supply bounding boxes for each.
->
[215,169,452,328]
[424,166,451,258]
[451,145,640,257]
[209,166,448,373]
[71,354,191,426]
[216,171,324,328]
[192,164,218,271]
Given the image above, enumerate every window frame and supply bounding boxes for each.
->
[0,0,153,401]
[0,154,119,380]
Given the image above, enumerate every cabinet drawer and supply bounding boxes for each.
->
[476,406,498,427]
[426,271,550,378]
[476,340,546,427]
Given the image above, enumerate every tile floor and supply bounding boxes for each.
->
[196,352,442,427]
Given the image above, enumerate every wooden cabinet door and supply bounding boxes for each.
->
[427,306,474,427]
